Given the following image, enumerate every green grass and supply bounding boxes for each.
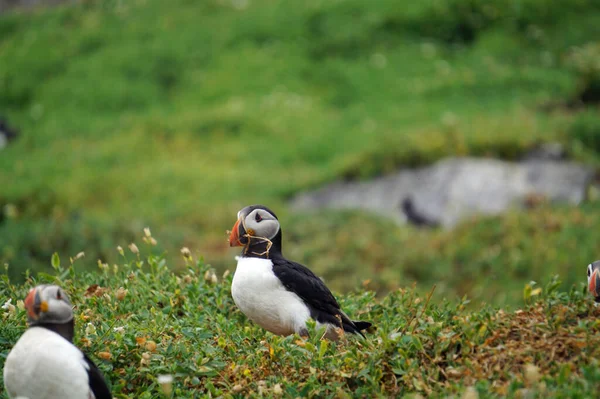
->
[284,202,600,307]
[1,247,600,398]
[1,0,600,308]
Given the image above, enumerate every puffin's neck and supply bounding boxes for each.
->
[242,229,283,260]
[35,319,75,342]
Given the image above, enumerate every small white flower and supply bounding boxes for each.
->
[524,364,541,386]
[128,243,139,254]
[389,332,402,340]
[140,352,152,367]
[115,287,128,301]
[85,323,97,336]
[2,298,12,309]
[97,260,109,272]
[180,247,192,258]
[113,326,125,333]
[204,270,218,284]
[2,299,15,314]
[158,374,173,396]
[158,374,173,384]
[463,387,479,399]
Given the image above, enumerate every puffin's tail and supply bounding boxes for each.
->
[353,321,372,331]
[343,320,373,337]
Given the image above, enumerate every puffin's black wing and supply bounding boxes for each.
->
[271,257,370,335]
[83,353,112,399]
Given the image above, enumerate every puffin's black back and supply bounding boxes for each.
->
[83,353,112,399]
[270,255,371,336]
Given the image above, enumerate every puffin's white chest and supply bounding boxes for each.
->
[3,327,92,399]
[231,257,311,335]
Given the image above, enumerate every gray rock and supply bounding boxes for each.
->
[290,157,595,228]
[521,142,566,162]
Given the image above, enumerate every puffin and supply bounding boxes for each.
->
[587,261,600,303]
[228,204,372,339]
[3,284,111,399]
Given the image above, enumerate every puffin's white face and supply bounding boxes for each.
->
[588,261,600,299]
[229,205,280,247]
[242,208,280,240]
[24,284,74,325]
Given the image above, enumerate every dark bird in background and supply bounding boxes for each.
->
[401,196,439,228]
[3,284,111,399]
[228,204,372,340]
[0,116,19,149]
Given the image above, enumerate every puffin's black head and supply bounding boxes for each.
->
[24,284,73,326]
[587,261,600,303]
[229,205,280,248]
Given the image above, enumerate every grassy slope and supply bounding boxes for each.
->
[1,249,600,398]
[1,0,600,308]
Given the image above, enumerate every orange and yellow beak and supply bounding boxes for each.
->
[229,219,242,247]
[590,269,600,298]
[229,216,253,247]
[24,288,48,320]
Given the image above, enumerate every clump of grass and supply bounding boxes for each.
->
[335,111,544,180]
[568,109,600,153]
[1,239,599,398]
[565,42,600,106]
[0,0,598,308]
[404,0,600,46]
[285,201,600,309]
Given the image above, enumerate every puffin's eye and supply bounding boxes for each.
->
[588,265,592,278]
[56,290,62,300]
[255,213,263,223]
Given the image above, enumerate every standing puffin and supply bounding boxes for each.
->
[228,204,372,339]
[588,261,600,303]
[3,284,111,399]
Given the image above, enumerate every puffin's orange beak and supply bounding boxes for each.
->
[229,219,242,247]
[24,288,40,320]
[590,269,600,297]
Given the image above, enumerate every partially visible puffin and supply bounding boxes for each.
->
[228,205,372,339]
[3,284,111,399]
[588,261,600,303]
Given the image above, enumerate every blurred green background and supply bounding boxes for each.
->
[1,0,600,308]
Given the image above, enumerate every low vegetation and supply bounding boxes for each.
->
[1,243,599,398]
[1,1,600,306]
[2,1,600,396]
